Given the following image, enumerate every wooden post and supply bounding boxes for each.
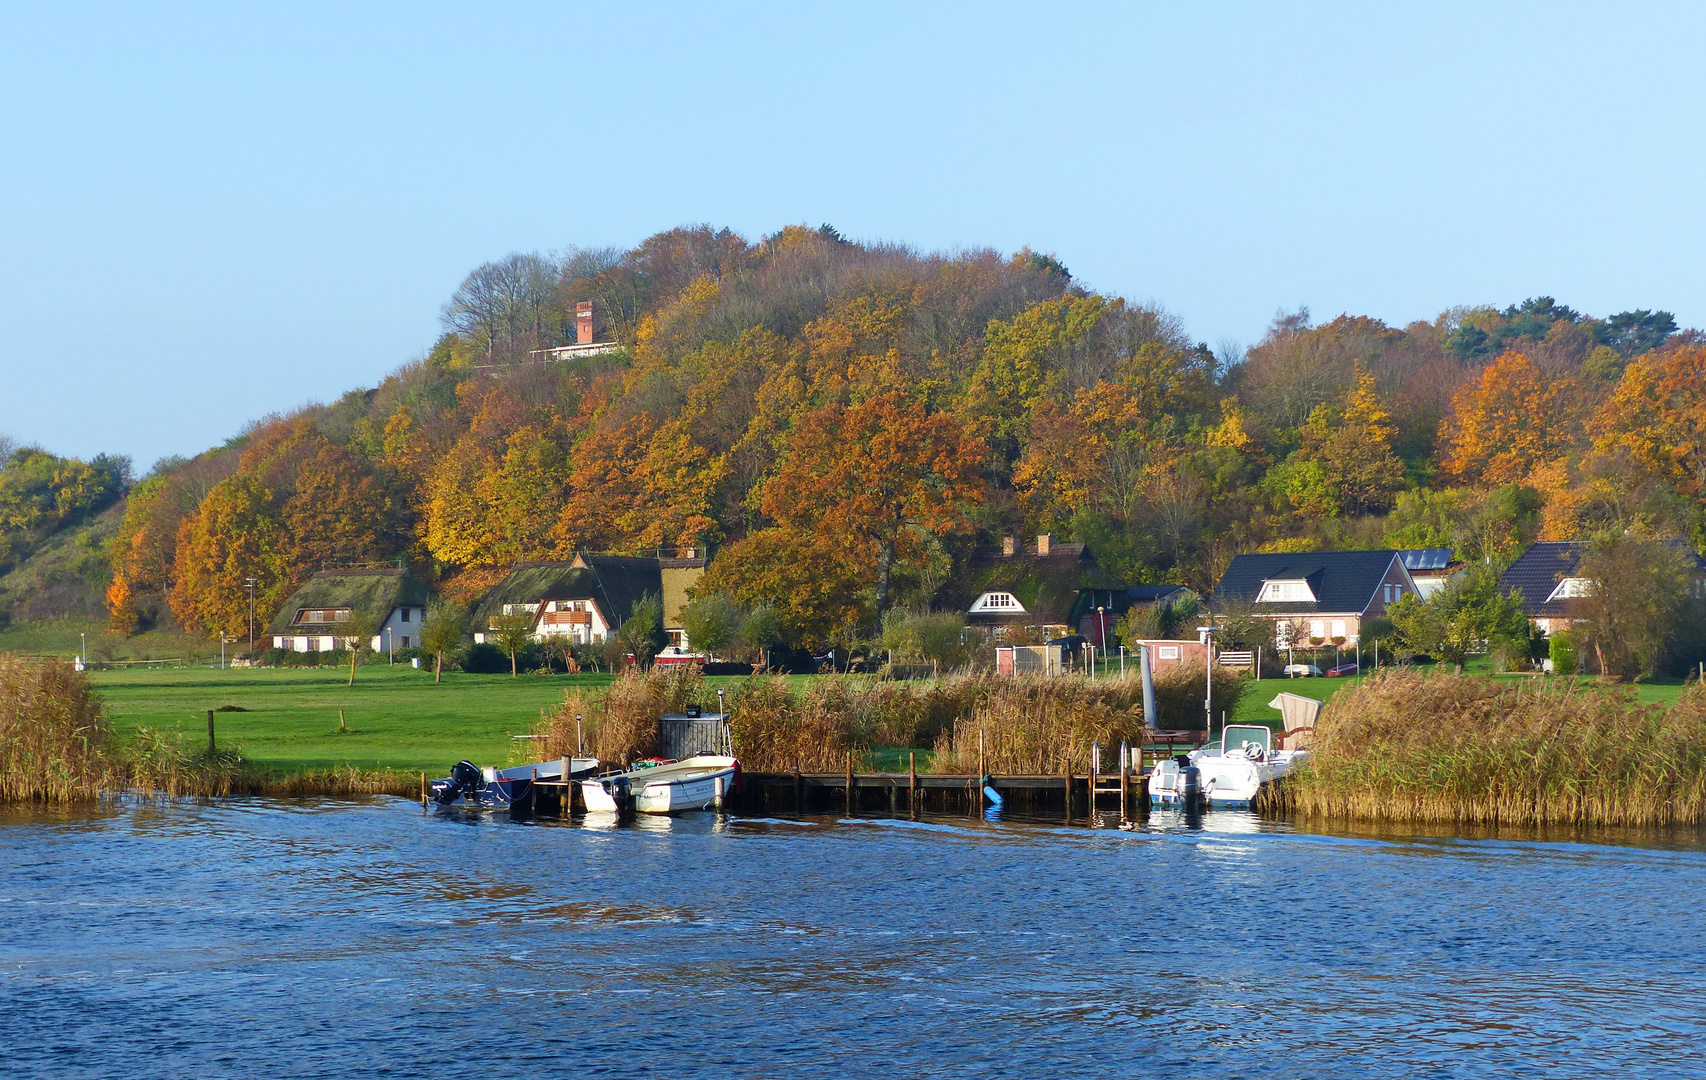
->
[1120,762,1131,821]
[1063,765,1072,822]
[421,771,428,807]
[1091,741,1099,813]
[793,765,803,813]
[206,710,215,755]
[845,751,854,817]
[909,752,917,817]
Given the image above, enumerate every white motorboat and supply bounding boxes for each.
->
[1148,724,1309,808]
[430,756,600,810]
[582,755,739,814]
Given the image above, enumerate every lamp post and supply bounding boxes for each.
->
[387,626,394,665]
[1198,624,1219,741]
[244,576,256,655]
[80,632,86,670]
[1096,604,1107,674]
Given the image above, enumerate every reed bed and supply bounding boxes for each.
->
[533,665,1246,775]
[1271,670,1706,827]
[536,667,702,766]
[933,664,1247,774]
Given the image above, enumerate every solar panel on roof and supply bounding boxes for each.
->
[1399,548,1452,570]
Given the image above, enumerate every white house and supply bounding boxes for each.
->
[266,569,431,654]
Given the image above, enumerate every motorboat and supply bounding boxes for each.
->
[430,756,600,810]
[582,755,739,814]
[1147,724,1309,808]
[652,646,709,668]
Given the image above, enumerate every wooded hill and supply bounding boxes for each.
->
[6,223,1702,648]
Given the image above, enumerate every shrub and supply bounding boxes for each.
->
[1549,632,1579,676]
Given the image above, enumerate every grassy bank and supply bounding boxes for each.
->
[1273,669,1706,827]
[95,664,617,776]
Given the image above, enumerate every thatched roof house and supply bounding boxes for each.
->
[266,568,431,653]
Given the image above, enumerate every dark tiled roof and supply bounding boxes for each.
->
[939,542,1123,624]
[1499,540,1706,618]
[1497,542,1583,617]
[1214,550,1404,615]
[267,569,431,635]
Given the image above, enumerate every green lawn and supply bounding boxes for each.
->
[93,665,618,776]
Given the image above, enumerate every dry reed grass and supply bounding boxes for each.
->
[530,665,1247,775]
[1272,669,1706,827]
[931,665,1245,773]
[537,667,703,766]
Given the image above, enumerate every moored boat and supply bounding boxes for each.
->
[1147,723,1309,808]
[582,755,738,814]
[430,756,600,809]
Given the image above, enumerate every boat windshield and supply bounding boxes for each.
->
[1221,725,1272,754]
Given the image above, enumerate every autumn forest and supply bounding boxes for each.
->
[4,224,1701,650]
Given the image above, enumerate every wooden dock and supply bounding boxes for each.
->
[445,731,1209,822]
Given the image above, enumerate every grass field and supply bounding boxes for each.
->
[93,665,619,776]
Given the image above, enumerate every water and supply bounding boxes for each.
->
[5,799,1706,1078]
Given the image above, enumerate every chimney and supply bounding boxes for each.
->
[576,300,595,344]
[1002,536,1017,557]
[1036,533,1052,556]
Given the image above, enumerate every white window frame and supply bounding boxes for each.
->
[1257,579,1316,603]
[970,591,1026,613]
[1546,578,1594,602]
[1158,645,1180,660]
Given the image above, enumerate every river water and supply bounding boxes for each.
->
[4,799,1704,1078]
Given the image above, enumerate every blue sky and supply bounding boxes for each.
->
[2,2,1703,469]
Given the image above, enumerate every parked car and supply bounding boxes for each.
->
[1283,663,1323,677]
[1325,662,1359,677]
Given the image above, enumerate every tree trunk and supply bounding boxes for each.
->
[510,651,518,677]
[434,652,442,684]
[349,648,357,686]
[875,540,894,614]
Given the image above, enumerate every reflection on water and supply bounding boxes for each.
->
[5,797,1706,1078]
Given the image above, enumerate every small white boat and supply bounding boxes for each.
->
[582,755,739,814]
[1148,724,1309,808]
[430,756,600,809]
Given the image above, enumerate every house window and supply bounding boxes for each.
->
[1310,620,1326,640]
[1158,645,1180,660]
[295,607,352,624]
[401,608,411,623]
[502,603,540,616]
[401,636,410,648]
[1548,578,1594,601]
[1257,580,1314,603]
[970,591,1025,613]
[1330,619,1346,640]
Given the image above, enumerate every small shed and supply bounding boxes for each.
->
[659,711,732,759]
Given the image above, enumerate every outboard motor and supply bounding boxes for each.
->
[1179,762,1202,803]
[435,760,486,805]
[609,774,634,814]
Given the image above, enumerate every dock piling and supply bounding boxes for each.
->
[908,752,917,818]
[845,751,854,817]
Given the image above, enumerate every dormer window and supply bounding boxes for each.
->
[1546,577,1594,602]
[970,591,1025,613]
[1257,579,1315,603]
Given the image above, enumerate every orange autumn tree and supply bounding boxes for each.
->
[1590,343,1706,498]
[757,390,987,613]
[168,476,292,636]
[1439,351,1579,485]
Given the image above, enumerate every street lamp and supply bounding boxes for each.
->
[1096,604,1108,668]
[244,577,256,655]
[1198,624,1219,740]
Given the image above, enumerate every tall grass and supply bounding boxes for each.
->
[0,653,117,801]
[933,664,1247,774]
[1274,669,1706,827]
[532,665,1247,774]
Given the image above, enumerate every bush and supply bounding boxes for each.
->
[1549,631,1579,676]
